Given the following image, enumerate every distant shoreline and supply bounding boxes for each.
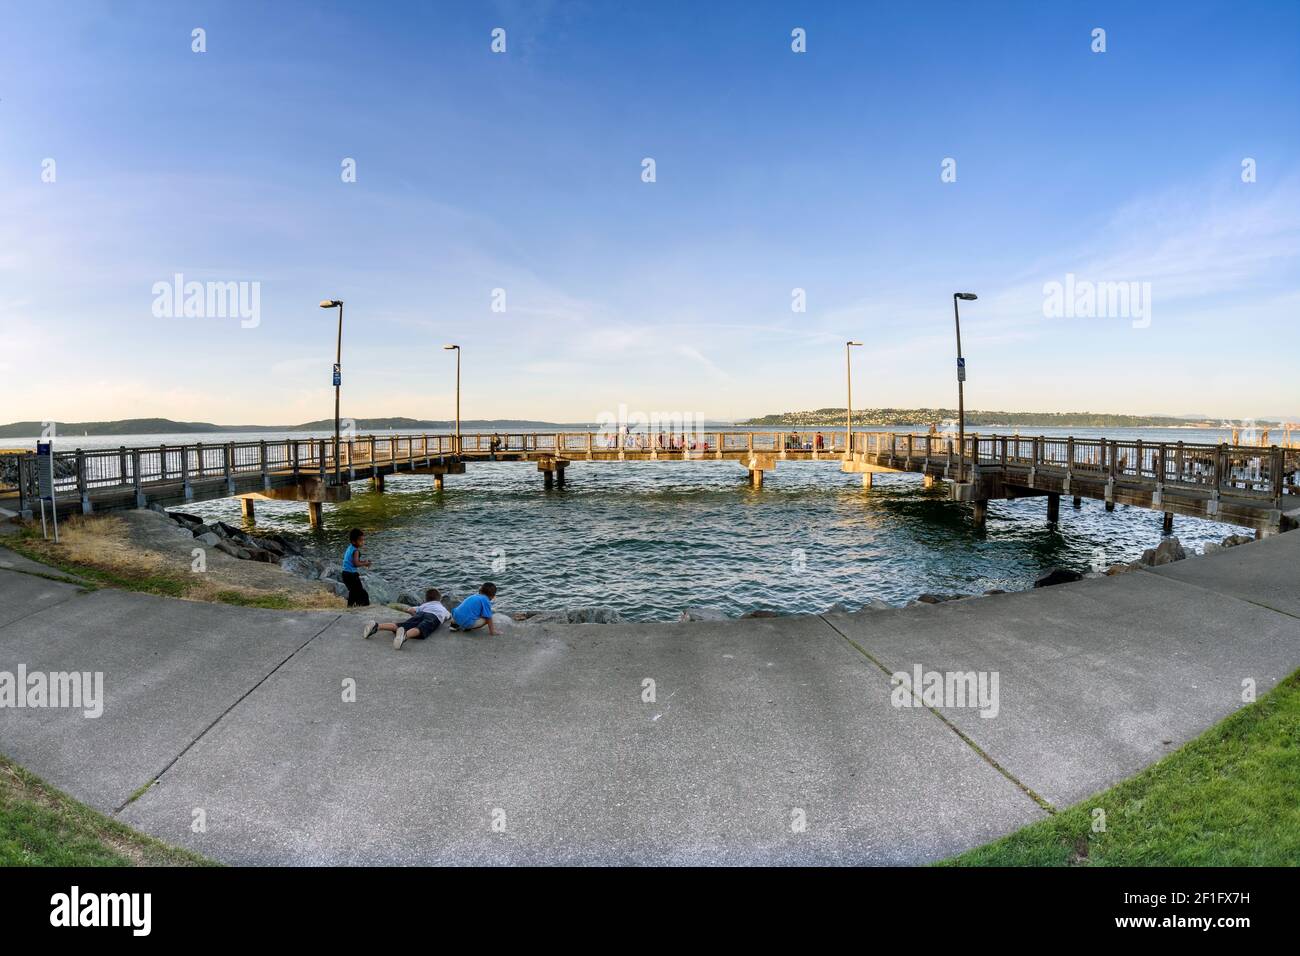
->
[735,408,1288,429]
[2,412,1289,441]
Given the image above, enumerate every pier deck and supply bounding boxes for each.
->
[2,431,1296,533]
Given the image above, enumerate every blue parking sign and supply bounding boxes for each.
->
[332,364,341,387]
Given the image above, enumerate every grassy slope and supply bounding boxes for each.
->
[946,669,1300,866]
[7,517,338,610]
[0,755,212,866]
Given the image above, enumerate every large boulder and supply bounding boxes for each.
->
[678,606,729,622]
[1221,534,1253,549]
[263,534,303,556]
[194,531,220,547]
[566,607,623,624]
[1149,537,1186,566]
[248,536,285,557]
[516,610,569,625]
[358,571,401,606]
[214,539,251,560]
[858,597,894,611]
[741,609,780,619]
[280,555,324,578]
[1033,567,1084,588]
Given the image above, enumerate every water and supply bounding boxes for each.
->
[89,426,1241,621]
[9,426,1258,620]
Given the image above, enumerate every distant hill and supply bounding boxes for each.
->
[0,417,575,439]
[736,408,1236,428]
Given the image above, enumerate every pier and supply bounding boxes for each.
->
[2,430,1296,534]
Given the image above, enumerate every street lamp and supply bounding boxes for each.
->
[845,341,863,456]
[319,299,344,482]
[952,293,977,481]
[443,344,460,453]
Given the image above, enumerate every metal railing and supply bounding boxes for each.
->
[850,432,1297,504]
[3,431,1295,514]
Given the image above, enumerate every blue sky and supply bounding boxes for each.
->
[2,0,1297,425]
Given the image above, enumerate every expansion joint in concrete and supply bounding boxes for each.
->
[817,614,1057,816]
[112,613,344,815]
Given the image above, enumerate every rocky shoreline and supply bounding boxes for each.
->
[151,506,1257,624]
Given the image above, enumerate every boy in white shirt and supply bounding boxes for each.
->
[363,588,451,650]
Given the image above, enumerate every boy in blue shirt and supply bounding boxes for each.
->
[341,528,372,608]
[451,582,498,635]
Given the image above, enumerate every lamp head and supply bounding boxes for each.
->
[443,344,459,351]
[319,299,342,308]
[847,340,863,346]
[954,292,978,301]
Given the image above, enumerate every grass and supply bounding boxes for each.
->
[8,515,340,610]
[0,754,213,866]
[945,668,1300,866]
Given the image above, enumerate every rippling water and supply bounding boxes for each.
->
[177,450,1252,621]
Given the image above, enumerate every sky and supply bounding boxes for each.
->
[1,0,1297,426]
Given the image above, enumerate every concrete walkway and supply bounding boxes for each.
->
[1,534,1297,865]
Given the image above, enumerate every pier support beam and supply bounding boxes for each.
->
[922,474,936,489]
[1072,495,1082,509]
[434,475,444,491]
[862,472,873,489]
[371,473,385,492]
[971,500,988,529]
[749,469,764,489]
[537,458,567,491]
[307,501,323,530]
[1105,500,1115,512]
[240,497,255,522]
[1163,512,1174,535]
[1046,493,1060,526]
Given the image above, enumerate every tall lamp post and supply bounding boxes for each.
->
[319,299,344,482]
[845,340,863,456]
[952,293,977,481]
[443,344,461,454]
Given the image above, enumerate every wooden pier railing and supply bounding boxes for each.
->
[2,430,1295,531]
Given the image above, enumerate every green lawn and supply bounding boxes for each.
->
[0,755,213,866]
[946,669,1300,865]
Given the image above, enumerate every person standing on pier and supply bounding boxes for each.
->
[341,528,372,608]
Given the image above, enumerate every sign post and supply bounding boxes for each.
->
[36,442,59,543]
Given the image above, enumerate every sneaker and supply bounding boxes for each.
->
[362,621,378,640]
[393,628,406,650]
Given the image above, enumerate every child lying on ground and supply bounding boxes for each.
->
[363,588,451,650]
